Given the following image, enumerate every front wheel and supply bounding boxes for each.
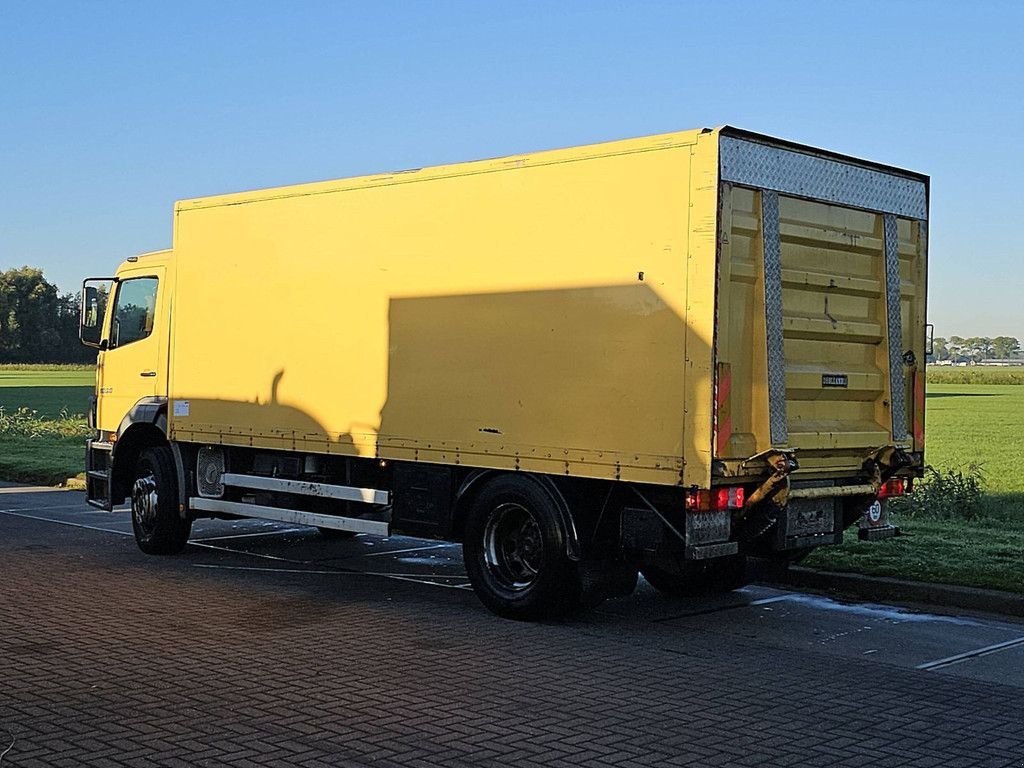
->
[131,446,191,555]
[641,554,748,597]
[463,477,582,621]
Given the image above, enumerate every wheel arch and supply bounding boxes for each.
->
[453,470,582,561]
[111,422,168,503]
[111,397,171,504]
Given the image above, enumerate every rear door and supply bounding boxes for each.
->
[714,133,927,474]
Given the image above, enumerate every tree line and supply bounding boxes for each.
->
[0,266,96,364]
[930,336,1021,363]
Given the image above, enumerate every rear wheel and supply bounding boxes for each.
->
[463,476,582,621]
[131,446,191,555]
[641,554,748,597]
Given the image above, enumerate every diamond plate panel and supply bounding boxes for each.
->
[884,214,908,442]
[761,190,788,446]
[721,137,927,220]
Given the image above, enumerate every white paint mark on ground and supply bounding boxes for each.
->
[751,592,989,627]
[917,635,1024,671]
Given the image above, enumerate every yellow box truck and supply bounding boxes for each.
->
[80,126,928,619]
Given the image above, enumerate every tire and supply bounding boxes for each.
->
[131,446,191,555]
[463,476,582,621]
[641,554,748,597]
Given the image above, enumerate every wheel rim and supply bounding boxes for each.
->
[132,472,159,536]
[483,502,543,592]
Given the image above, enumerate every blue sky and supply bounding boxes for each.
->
[1,1,1021,337]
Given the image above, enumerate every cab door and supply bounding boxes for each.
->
[96,267,168,434]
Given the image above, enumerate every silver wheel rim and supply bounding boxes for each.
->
[483,502,543,592]
[132,472,159,535]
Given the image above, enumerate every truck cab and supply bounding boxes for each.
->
[81,250,173,511]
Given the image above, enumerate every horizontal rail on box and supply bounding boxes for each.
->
[788,484,876,499]
[220,473,389,505]
[189,497,390,536]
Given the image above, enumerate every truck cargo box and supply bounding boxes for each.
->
[167,126,927,489]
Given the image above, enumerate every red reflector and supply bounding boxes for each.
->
[879,477,906,498]
[686,489,701,511]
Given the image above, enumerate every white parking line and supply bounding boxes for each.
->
[360,543,452,558]
[0,486,74,494]
[193,528,309,542]
[916,635,1024,671]
[0,508,132,536]
[191,563,472,590]
[1,503,113,513]
[0,507,471,593]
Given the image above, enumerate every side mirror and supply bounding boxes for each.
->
[80,278,113,349]
[926,323,935,358]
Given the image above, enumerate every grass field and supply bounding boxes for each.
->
[0,367,94,418]
[0,366,94,485]
[807,382,1024,591]
[926,366,1024,385]
[921,384,1024,496]
[806,518,1024,594]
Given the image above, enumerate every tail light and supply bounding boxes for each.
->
[878,477,909,498]
[715,486,745,510]
[686,486,745,511]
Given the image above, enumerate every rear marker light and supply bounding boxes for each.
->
[714,486,745,510]
[687,487,745,512]
[879,477,907,498]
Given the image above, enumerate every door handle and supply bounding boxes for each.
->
[140,371,157,378]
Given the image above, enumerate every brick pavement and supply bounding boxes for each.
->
[2,513,1023,767]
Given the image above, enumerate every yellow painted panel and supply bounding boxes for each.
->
[168,129,715,487]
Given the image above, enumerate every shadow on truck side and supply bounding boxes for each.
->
[171,282,706,483]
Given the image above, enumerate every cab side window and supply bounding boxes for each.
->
[110,277,159,348]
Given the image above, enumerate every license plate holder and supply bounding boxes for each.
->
[783,497,836,537]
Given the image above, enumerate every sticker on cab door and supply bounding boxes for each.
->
[173,400,190,417]
[822,374,848,388]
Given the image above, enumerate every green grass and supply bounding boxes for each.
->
[0,363,94,371]
[0,435,89,486]
[809,381,1024,593]
[805,518,1024,594]
[920,384,1024,496]
[927,366,1024,385]
[0,368,94,418]
[0,367,94,485]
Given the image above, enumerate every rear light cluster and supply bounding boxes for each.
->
[686,486,746,512]
[878,477,911,498]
